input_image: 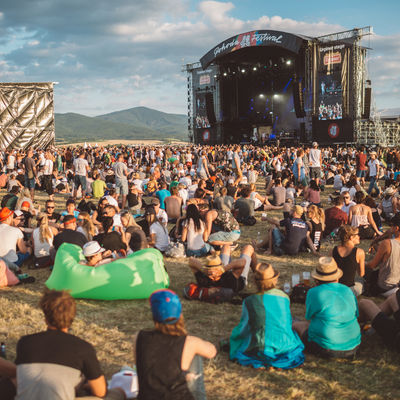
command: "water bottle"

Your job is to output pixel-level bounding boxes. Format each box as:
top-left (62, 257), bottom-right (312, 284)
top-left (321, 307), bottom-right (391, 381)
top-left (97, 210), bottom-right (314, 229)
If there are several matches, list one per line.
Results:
top-left (0, 342), bottom-right (6, 359)
top-left (257, 232), bottom-right (262, 244)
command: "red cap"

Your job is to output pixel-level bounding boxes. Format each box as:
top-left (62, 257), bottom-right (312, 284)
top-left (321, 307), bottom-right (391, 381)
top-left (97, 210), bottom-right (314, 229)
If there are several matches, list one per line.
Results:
top-left (0, 207), bottom-right (14, 222)
top-left (21, 201), bottom-right (31, 209)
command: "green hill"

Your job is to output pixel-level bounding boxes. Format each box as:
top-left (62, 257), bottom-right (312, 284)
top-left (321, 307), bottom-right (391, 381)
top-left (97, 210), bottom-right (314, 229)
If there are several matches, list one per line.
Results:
top-left (55, 107), bottom-right (187, 143)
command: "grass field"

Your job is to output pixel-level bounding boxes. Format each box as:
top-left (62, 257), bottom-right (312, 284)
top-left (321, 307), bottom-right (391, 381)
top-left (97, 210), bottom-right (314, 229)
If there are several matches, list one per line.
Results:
top-left (1, 181), bottom-right (399, 400)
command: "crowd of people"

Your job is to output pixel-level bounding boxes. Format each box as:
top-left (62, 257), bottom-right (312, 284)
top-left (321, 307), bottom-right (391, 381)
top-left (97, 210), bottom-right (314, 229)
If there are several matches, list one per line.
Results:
top-left (0, 141), bottom-right (400, 399)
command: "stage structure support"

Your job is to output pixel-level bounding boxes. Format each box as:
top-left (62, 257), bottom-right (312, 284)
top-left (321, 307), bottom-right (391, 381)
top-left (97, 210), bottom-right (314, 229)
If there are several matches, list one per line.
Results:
top-left (182, 62), bottom-right (201, 143)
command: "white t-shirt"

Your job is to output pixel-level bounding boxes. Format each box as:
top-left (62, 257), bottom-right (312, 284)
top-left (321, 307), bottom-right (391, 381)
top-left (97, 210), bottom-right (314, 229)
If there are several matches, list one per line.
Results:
top-left (0, 224), bottom-right (24, 263)
top-left (73, 158), bottom-right (89, 176)
top-left (157, 209), bottom-right (168, 225)
top-left (368, 159), bottom-right (379, 177)
top-left (105, 195), bottom-right (119, 208)
top-left (178, 189), bottom-right (188, 205)
top-left (43, 159), bottom-right (53, 176)
top-left (32, 227), bottom-right (53, 258)
top-left (150, 222), bottom-right (170, 252)
top-left (309, 148), bottom-right (321, 168)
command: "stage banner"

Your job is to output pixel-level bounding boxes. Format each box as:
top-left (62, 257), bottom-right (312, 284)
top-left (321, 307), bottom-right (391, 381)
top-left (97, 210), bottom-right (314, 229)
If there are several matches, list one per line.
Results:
top-left (312, 117), bottom-right (353, 144)
top-left (192, 66), bottom-right (217, 90)
top-left (194, 92), bottom-right (211, 130)
top-left (317, 42), bottom-right (350, 121)
top-left (200, 30), bottom-right (305, 68)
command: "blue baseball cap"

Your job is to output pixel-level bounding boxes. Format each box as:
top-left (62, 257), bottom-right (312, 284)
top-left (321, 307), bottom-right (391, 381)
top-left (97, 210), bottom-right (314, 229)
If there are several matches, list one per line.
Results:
top-left (150, 289), bottom-right (182, 324)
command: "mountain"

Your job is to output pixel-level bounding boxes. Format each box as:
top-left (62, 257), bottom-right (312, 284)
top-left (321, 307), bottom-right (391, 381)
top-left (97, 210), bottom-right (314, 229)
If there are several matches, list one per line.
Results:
top-left (55, 107), bottom-right (187, 143)
top-left (97, 106), bottom-right (187, 137)
top-left (379, 108), bottom-right (400, 118)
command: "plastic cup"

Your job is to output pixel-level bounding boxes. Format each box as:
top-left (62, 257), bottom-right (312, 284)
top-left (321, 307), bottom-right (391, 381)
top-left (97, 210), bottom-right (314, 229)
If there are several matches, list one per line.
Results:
top-left (303, 271), bottom-right (311, 286)
top-left (292, 273), bottom-right (300, 287)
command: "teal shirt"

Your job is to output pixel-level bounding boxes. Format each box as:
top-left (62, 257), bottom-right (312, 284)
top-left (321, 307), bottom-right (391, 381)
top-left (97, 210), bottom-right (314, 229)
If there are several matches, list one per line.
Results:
top-left (306, 283), bottom-right (361, 351)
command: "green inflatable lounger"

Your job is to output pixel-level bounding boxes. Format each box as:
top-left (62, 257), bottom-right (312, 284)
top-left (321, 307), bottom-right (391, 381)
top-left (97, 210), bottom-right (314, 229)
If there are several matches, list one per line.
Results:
top-left (46, 243), bottom-right (169, 300)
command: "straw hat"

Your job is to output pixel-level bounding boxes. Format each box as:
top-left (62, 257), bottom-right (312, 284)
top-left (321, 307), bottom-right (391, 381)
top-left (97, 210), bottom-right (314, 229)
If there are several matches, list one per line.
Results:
top-left (254, 263), bottom-right (279, 282)
top-left (312, 257), bottom-right (343, 281)
top-left (205, 255), bottom-right (223, 268)
top-left (384, 186), bottom-right (396, 196)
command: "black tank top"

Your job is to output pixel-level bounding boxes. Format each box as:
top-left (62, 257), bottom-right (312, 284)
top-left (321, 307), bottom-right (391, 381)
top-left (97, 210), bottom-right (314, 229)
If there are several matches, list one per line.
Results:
top-left (136, 330), bottom-right (194, 400)
top-left (332, 246), bottom-right (358, 287)
top-left (310, 220), bottom-right (322, 251)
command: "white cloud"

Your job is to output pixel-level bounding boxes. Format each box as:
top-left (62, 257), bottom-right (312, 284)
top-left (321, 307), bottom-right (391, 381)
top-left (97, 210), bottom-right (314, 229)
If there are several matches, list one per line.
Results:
top-left (0, 0), bottom-right (397, 114)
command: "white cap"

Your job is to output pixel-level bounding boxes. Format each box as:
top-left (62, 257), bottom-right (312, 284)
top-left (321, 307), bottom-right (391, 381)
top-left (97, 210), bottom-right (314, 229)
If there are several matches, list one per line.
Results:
top-left (312, 142), bottom-right (318, 147)
top-left (83, 241), bottom-right (105, 257)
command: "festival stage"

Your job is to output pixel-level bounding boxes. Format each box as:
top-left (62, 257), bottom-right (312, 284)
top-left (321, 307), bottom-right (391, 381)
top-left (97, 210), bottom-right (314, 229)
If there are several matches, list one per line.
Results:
top-left (184, 28), bottom-right (372, 145)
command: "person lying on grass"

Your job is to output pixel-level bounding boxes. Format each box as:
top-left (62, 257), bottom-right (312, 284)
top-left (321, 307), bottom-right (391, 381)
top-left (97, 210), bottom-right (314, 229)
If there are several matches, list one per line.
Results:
top-left (184, 245), bottom-right (256, 302)
top-left (229, 262), bottom-right (305, 370)
top-left (81, 240), bottom-right (113, 267)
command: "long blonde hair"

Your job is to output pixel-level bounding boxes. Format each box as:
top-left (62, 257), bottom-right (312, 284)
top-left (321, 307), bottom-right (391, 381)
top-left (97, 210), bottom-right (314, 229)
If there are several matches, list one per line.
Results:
top-left (16, 188), bottom-right (32, 210)
top-left (307, 205), bottom-right (325, 230)
top-left (37, 213), bottom-right (53, 243)
top-left (121, 211), bottom-right (141, 229)
top-left (79, 212), bottom-right (97, 240)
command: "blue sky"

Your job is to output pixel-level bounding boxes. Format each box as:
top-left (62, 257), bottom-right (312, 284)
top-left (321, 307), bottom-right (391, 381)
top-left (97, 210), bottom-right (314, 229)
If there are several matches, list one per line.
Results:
top-left (0, 0), bottom-right (399, 116)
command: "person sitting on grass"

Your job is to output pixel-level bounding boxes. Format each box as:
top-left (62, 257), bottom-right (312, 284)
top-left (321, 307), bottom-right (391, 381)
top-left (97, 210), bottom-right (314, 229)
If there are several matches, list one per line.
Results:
top-left (256, 205), bottom-right (317, 256)
top-left (332, 225), bottom-right (365, 297)
top-left (11, 289), bottom-right (126, 400)
top-left (229, 262), bottom-right (305, 370)
top-left (135, 289), bottom-right (217, 400)
top-left (185, 245), bottom-right (255, 302)
top-left (358, 290), bottom-right (400, 352)
top-left (293, 257), bottom-right (361, 359)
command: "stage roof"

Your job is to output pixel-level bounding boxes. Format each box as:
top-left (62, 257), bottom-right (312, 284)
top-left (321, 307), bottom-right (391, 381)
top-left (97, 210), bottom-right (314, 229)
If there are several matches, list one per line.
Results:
top-left (200, 30), bottom-right (311, 68)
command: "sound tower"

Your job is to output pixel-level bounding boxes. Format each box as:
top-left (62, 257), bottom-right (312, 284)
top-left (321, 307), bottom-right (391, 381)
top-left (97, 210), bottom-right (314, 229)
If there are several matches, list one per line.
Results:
top-left (293, 79), bottom-right (305, 118)
top-left (205, 92), bottom-right (216, 125)
top-left (362, 87), bottom-right (371, 119)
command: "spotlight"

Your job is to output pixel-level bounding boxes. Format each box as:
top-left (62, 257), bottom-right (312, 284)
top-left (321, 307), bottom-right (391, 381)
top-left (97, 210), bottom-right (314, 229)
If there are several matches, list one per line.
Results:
top-left (273, 94), bottom-right (279, 98)
top-left (286, 60), bottom-right (292, 65)
top-left (253, 67), bottom-right (257, 71)
top-left (259, 94), bottom-right (265, 98)
top-left (241, 69), bottom-right (246, 73)
top-left (223, 72), bottom-right (227, 76)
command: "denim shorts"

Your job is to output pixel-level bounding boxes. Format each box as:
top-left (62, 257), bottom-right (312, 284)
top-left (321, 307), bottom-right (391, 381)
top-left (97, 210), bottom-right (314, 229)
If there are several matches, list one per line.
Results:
top-left (74, 175), bottom-right (87, 191)
top-left (208, 230), bottom-right (240, 243)
top-left (186, 243), bottom-right (213, 257)
top-left (115, 178), bottom-right (129, 195)
top-left (24, 175), bottom-right (35, 189)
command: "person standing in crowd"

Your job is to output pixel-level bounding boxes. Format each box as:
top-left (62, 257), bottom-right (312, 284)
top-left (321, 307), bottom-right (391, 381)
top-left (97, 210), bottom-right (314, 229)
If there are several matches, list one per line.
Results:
top-left (309, 142), bottom-right (322, 185)
top-left (356, 146), bottom-right (368, 187)
top-left (367, 151), bottom-right (380, 195)
top-left (73, 152), bottom-right (90, 199)
top-left (113, 153), bottom-right (129, 210)
top-left (23, 148), bottom-right (38, 200)
top-left (42, 151), bottom-right (54, 201)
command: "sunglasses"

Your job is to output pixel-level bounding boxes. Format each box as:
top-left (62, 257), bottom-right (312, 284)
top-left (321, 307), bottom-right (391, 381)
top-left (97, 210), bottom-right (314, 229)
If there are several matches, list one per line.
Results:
top-left (47, 206), bottom-right (55, 209)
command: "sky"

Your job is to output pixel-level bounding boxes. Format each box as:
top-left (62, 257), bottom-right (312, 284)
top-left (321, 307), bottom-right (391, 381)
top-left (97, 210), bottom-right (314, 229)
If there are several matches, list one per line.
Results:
top-left (0, 0), bottom-right (399, 116)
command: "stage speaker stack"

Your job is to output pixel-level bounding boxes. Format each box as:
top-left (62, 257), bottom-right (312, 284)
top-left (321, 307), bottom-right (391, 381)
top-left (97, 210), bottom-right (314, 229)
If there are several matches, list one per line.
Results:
top-left (205, 92), bottom-right (216, 125)
top-left (299, 122), bottom-right (306, 142)
top-left (362, 87), bottom-right (371, 120)
top-left (293, 79), bottom-right (306, 118)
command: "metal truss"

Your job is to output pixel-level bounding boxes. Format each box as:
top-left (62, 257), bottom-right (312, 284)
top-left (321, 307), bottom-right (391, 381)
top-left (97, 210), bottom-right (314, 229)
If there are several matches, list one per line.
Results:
top-left (317, 27), bottom-right (373, 43)
top-left (182, 63), bottom-right (199, 143)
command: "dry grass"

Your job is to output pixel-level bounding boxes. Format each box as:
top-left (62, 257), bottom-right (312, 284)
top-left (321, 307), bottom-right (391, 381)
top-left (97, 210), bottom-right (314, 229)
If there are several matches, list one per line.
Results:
top-left (1, 181), bottom-right (399, 400)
